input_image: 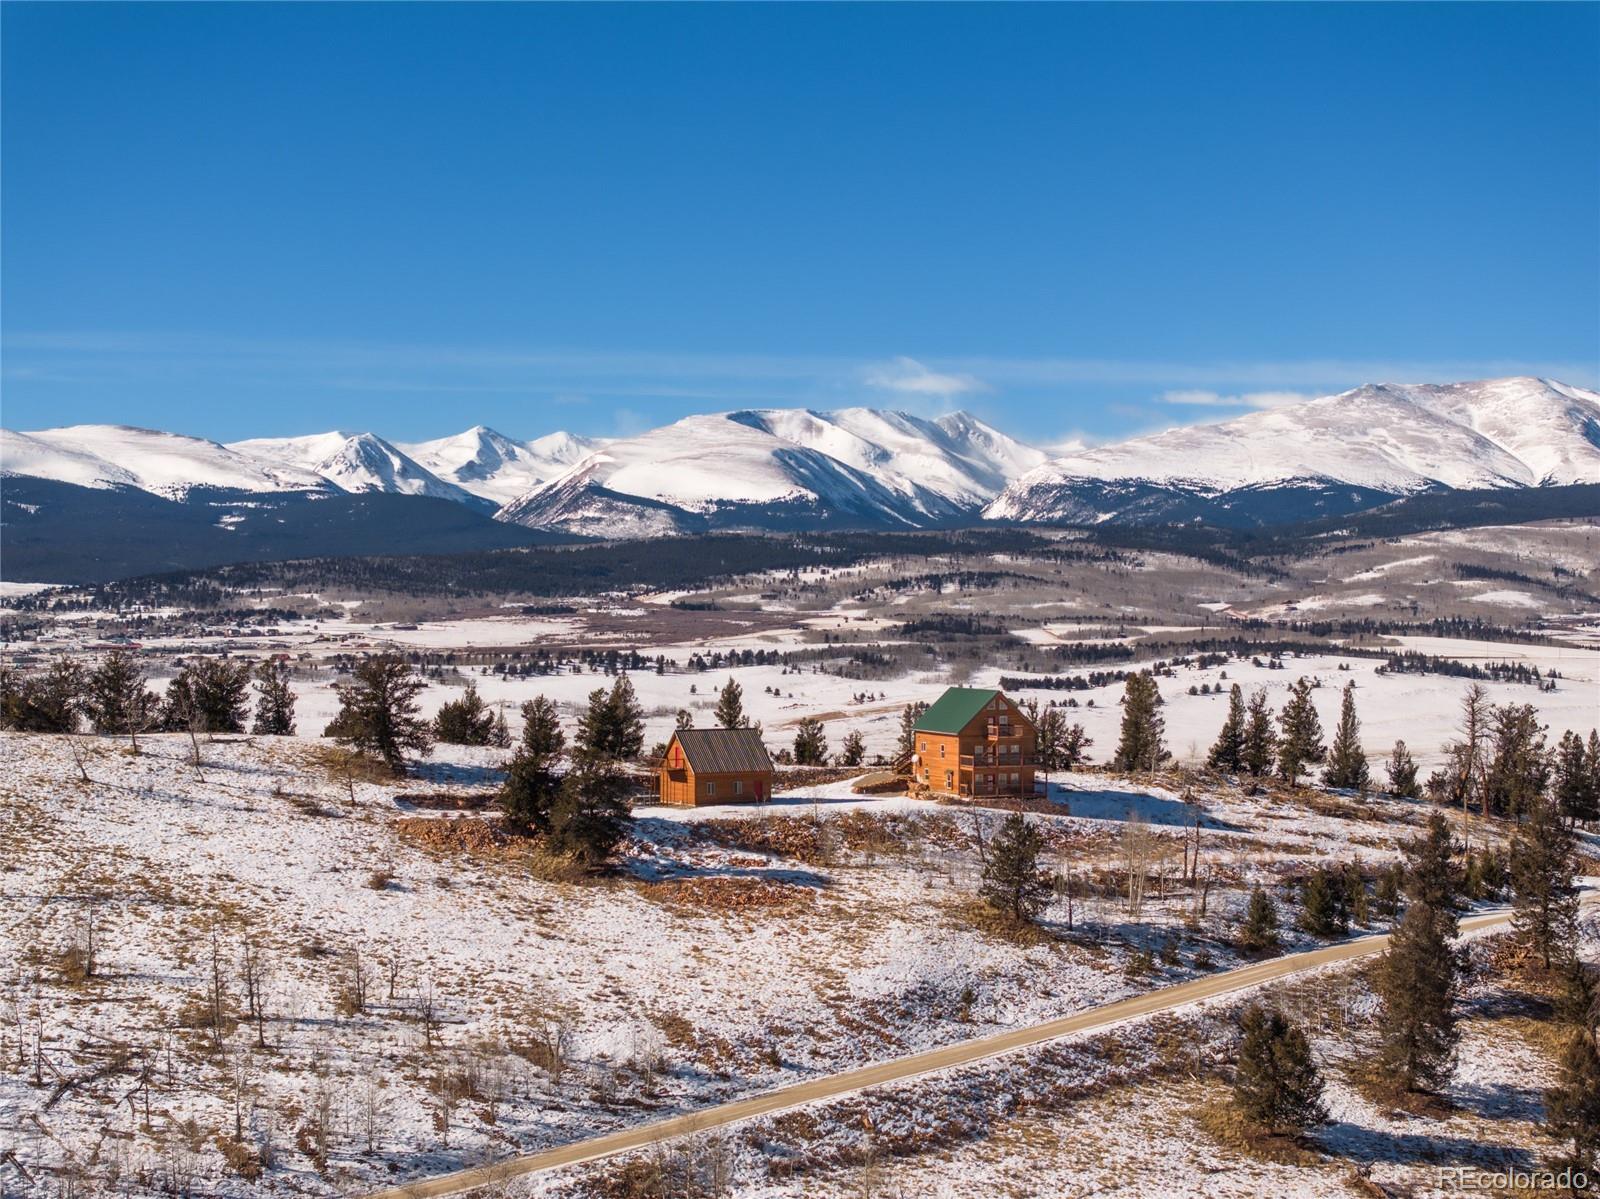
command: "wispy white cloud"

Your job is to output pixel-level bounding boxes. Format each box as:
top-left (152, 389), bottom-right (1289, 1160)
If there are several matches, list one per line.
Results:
top-left (1158, 388), bottom-right (1313, 409)
top-left (862, 356), bottom-right (990, 399)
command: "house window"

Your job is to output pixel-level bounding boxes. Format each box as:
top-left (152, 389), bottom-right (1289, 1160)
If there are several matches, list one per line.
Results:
top-left (734, 780), bottom-right (744, 796)
top-left (938, 743), bottom-right (945, 758)
top-left (919, 740), bottom-right (926, 752)
top-left (706, 781), bottom-right (717, 799)
top-left (945, 770), bottom-right (953, 788)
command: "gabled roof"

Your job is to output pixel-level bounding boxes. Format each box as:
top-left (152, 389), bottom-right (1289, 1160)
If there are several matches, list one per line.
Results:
top-left (666, 727), bottom-right (774, 774)
top-left (914, 687), bottom-right (1004, 735)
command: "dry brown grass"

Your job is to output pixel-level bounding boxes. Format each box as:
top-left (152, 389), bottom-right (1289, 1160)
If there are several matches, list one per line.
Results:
top-left (1191, 1098), bottom-right (1324, 1167)
top-left (643, 876), bottom-right (818, 913)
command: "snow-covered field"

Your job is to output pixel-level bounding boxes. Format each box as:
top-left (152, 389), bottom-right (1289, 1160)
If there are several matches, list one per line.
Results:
top-left (2, 720), bottom-right (1594, 1199)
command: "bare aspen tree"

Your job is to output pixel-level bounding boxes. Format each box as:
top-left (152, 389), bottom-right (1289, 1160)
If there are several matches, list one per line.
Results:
top-left (1122, 812), bottom-right (1152, 920)
top-left (66, 734), bottom-right (92, 784)
top-left (239, 938), bottom-right (269, 1048)
top-left (206, 927), bottom-right (229, 1051)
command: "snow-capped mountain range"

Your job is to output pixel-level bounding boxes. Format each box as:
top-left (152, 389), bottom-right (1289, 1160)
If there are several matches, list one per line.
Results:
top-left (984, 377), bottom-right (1600, 525)
top-left (3, 378), bottom-right (1596, 541)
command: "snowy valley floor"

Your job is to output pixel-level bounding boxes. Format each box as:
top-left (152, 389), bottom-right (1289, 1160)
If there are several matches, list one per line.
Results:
top-left (2, 732), bottom-right (1596, 1198)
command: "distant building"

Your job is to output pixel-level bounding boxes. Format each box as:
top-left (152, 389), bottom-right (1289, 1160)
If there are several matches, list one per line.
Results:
top-left (657, 727), bottom-right (775, 807)
top-left (912, 687), bottom-right (1038, 798)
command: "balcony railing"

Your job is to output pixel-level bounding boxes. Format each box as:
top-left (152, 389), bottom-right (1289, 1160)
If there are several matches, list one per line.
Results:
top-left (959, 755), bottom-right (1038, 768)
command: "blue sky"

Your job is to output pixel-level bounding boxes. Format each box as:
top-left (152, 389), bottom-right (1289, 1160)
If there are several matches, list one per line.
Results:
top-left (4, 2), bottom-right (1597, 447)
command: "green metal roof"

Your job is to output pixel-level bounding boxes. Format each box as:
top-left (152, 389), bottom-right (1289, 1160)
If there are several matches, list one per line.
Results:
top-left (913, 687), bottom-right (1001, 735)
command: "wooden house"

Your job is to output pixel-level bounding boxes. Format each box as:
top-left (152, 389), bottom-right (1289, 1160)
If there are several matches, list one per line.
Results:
top-left (657, 727), bottom-right (775, 807)
top-left (911, 687), bottom-right (1038, 798)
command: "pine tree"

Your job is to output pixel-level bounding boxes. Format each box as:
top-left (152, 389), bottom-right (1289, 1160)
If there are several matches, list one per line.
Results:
top-left (1553, 729), bottom-right (1599, 827)
top-left (1322, 681), bottom-right (1369, 792)
top-left (1275, 678), bottom-right (1325, 786)
top-left (500, 696), bottom-right (566, 835)
top-left (838, 729), bottom-right (865, 767)
top-left (251, 659), bottom-right (297, 736)
top-left (1508, 796), bottom-right (1579, 971)
top-left (1482, 703), bottom-right (1550, 821)
top-left (489, 709), bottom-right (511, 749)
top-left (793, 716), bottom-right (828, 766)
top-left (1401, 811), bottom-right (1461, 928)
top-left (574, 676), bottom-right (646, 765)
top-left (1112, 671), bottom-right (1168, 773)
top-left (324, 655), bottom-right (433, 774)
top-left (1373, 862), bottom-right (1403, 926)
top-left (714, 677), bottom-right (747, 729)
top-left (1237, 885), bottom-right (1281, 955)
top-left (1544, 1028), bottom-right (1600, 1180)
top-left (1232, 1005), bottom-right (1327, 1133)
top-left (979, 812), bottom-right (1053, 925)
top-left (433, 683), bottom-right (497, 745)
top-left (85, 649), bottom-right (157, 748)
top-left (896, 701), bottom-right (927, 758)
top-left (1553, 957), bottom-right (1597, 1031)
top-left (549, 756), bottom-right (632, 868)
top-left (1386, 740), bottom-right (1420, 798)
top-left (1241, 689), bottom-right (1277, 779)
top-left (674, 708), bottom-right (694, 731)
top-left (1376, 901), bottom-right (1460, 1092)
top-left (164, 658), bottom-right (252, 734)
top-left (1207, 684), bottom-right (1246, 773)
top-left (1298, 867), bottom-right (1349, 938)
top-left (0, 659), bottom-right (85, 733)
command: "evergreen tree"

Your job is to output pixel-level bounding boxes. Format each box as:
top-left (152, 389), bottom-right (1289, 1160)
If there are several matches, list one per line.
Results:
top-left (500, 696), bottom-right (565, 835)
top-left (1275, 677), bottom-right (1325, 786)
top-left (1552, 957), bottom-right (1597, 1032)
top-left (674, 708), bottom-right (695, 731)
top-left (1112, 671), bottom-right (1168, 773)
top-left (1508, 796), bottom-right (1579, 970)
top-left (714, 677), bottom-right (747, 729)
top-left (434, 683), bottom-right (497, 745)
top-left (896, 701), bottom-right (927, 758)
top-left (1373, 862), bottom-right (1403, 926)
top-left (1207, 684), bottom-right (1247, 773)
top-left (1401, 811), bottom-right (1462, 927)
top-left (1386, 740), bottom-right (1420, 799)
top-left (1035, 706), bottom-right (1066, 777)
top-left (324, 655), bottom-right (432, 774)
top-left (1322, 681), bottom-right (1369, 792)
top-left (0, 659), bottom-right (85, 733)
top-left (164, 658), bottom-right (252, 734)
top-left (1237, 885), bottom-right (1281, 955)
top-left (85, 650), bottom-right (157, 747)
top-left (793, 715), bottom-right (829, 766)
top-left (979, 812), bottom-right (1053, 925)
top-left (1376, 901), bottom-right (1461, 1092)
top-left (488, 709), bottom-right (511, 749)
top-left (1232, 1005), bottom-right (1327, 1133)
top-left (575, 676), bottom-right (646, 764)
top-left (1544, 1027), bottom-right (1600, 1181)
top-left (838, 729), bottom-right (865, 767)
top-left (251, 659), bottom-right (297, 736)
top-left (549, 756), bottom-right (632, 868)
top-left (1298, 867), bottom-right (1349, 938)
top-left (1482, 703), bottom-right (1550, 821)
top-left (1553, 729), bottom-right (1598, 827)
top-left (1241, 689), bottom-right (1277, 779)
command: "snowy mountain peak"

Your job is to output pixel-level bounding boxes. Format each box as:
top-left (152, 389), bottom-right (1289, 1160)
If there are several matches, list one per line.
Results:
top-left (1, 423), bottom-right (334, 497)
top-left (495, 405), bottom-right (1047, 535)
top-left (985, 376), bottom-right (1600, 524)
top-left (399, 426), bottom-right (602, 505)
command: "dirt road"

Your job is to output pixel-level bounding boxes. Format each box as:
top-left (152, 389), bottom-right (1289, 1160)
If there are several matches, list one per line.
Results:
top-left (363, 904), bottom-right (1540, 1199)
